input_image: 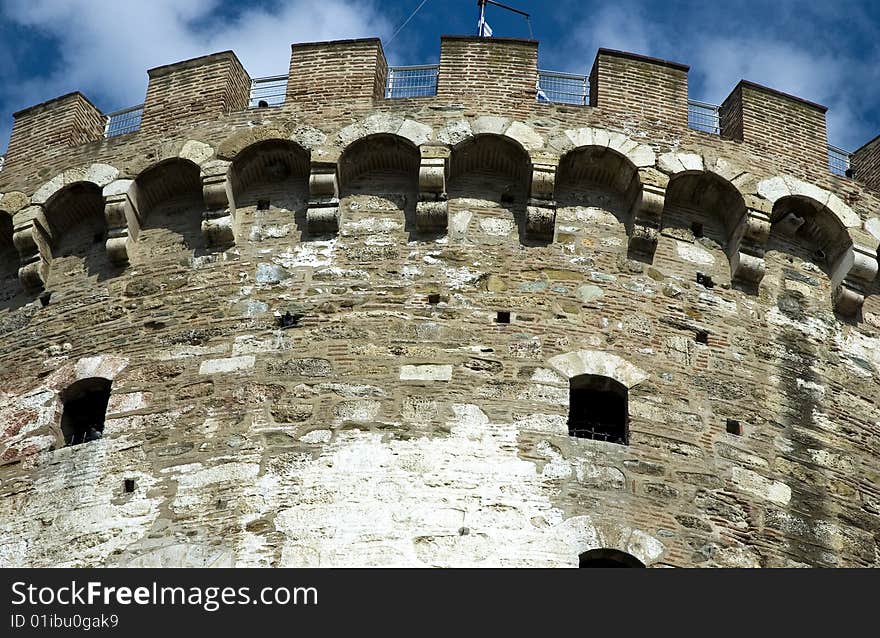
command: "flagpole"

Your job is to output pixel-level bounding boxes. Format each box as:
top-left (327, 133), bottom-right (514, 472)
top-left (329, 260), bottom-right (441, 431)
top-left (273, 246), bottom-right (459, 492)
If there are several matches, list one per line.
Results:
top-left (478, 0), bottom-right (487, 36)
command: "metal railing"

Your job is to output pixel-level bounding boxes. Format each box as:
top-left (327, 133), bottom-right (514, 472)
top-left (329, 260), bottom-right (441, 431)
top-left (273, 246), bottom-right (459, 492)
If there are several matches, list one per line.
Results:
top-left (568, 420), bottom-right (627, 445)
top-left (828, 145), bottom-right (851, 177)
top-left (537, 70), bottom-right (589, 106)
top-left (0, 155), bottom-right (4, 173)
top-left (250, 75), bottom-right (288, 108)
top-left (687, 100), bottom-right (720, 135)
top-left (385, 65), bottom-right (439, 99)
top-left (687, 99), bottom-right (852, 177)
top-left (104, 104), bottom-right (144, 138)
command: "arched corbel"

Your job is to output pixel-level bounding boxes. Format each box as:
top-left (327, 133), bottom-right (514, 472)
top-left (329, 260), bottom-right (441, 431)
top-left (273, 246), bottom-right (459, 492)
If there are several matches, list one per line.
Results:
top-left (201, 160), bottom-right (234, 248)
top-left (526, 157), bottom-right (558, 242)
top-left (628, 168), bottom-right (667, 258)
top-left (12, 206), bottom-right (47, 291)
top-left (306, 159), bottom-right (340, 235)
top-left (831, 241), bottom-right (878, 317)
top-left (728, 196), bottom-right (772, 286)
top-left (416, 144), bottom-right (449, 233)
top-left (103, 180), bottom-right (134, 266)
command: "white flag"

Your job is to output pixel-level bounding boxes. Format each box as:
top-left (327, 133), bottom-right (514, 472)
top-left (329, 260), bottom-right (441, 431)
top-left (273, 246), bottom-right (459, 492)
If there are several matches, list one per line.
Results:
top-left (478, 16), bottom-right (493, 37)
top-left (537, 86), bottom-right (550, 102)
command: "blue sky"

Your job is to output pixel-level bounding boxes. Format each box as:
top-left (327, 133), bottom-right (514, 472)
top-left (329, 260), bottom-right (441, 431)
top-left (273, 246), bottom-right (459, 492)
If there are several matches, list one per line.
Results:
top-left (1, 0), bottom-right (879, 155)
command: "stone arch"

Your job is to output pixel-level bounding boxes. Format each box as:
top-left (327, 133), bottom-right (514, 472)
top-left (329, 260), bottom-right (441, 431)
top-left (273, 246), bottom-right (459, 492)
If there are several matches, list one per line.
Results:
top-left (763, 193), bottom-right (853, 317)
top-left (757, 175), bottom-right (861, 230)
top-left (48, 354), bottom-right (129, 392)
top-left (656, 170), bottom-right (747, 285)
top-left (437, 117), bottom-right (544, 152)
top-left (336, 115), bottom-right (433, 150)
top-left (447, 134), bottom-right (534, 244)
top-left (339, 134), bottom-right (420, 190)
top-left (449, 134), bottom-right (532, 196)
top-left (227, 139), bottom-right (311, 245)
top-left (43, 354), bottom-right (128, 450)
top-left (556, 514), bottom-right (665, 567)
top-left (550, 127), bottom-right (655, 169)
top-left (547, 349), bottom-right (648, 389)
top-left (557, 146), bottom-right (641, 200)
top-left (131, 158), bottom-right (206, 258)
top-left (230, 139), bottom-right (311, 201)
top-left (755, 174), bottom-right (880, 316)
top-left (217, 124), bottom-right (326, 161)
top-left (41, 181), bottom-right (115, 284)
top-left (338, 134), bottom-right (421, 237)
top-left (30, 163), bottom-right (119, 207)
top-left (555, 145), bottom-right (641, 248)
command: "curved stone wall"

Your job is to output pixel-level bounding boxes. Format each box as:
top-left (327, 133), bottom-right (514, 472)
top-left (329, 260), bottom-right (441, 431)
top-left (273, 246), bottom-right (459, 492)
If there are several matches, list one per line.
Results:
top-left (0, 38), bottom-right (879, 567)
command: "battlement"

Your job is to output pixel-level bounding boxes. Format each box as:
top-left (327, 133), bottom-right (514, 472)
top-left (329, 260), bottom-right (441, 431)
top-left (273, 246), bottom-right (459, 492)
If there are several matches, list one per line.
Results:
top-left (1, 36), bottom-right (876, 188)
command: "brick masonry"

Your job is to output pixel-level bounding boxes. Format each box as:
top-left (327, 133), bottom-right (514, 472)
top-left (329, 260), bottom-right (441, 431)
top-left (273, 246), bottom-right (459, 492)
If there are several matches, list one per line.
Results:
top-left (141, 51), bottom-right (252, 136)
top-left (721, 81), bottom-right (829, 182)
top-left (853, 134), bottom-right (880, 192)
top-left (0, 37), bottom-right (879, 568)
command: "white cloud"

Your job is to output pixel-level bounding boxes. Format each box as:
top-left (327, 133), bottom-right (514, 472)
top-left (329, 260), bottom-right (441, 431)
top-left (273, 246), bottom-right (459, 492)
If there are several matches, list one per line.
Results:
top-left (0, 0), bottom-right (393, 150)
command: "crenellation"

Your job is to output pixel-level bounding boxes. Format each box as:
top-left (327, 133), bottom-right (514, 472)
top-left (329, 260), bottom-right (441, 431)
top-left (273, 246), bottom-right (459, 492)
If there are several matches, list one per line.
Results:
top-left (1, 36), bottom-right (880, 569)
top-left (722, 81), bottom-right (830, 183)
top-left (852, 134), bottom-right (880, 191)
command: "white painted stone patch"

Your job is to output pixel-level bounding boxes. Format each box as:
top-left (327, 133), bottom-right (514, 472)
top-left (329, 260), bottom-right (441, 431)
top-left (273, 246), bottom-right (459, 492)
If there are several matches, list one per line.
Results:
top-left (199, 356), bottom-right (256, 375)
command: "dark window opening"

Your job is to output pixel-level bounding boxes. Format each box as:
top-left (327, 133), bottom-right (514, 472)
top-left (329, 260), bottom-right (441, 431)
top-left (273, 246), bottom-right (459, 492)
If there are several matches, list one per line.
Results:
top-left (257, 100), bottom-right (269, 109)
top-left (726, 419), bottom-right (742, 436)
top-left (257, 199), bottom-right (271, 211)
top-left (61, 378), bottom-right (112, 447)
top-left (278, 311), bottom-right (302, 329)
top-left (496, 311), bottom-right (511, 324)
top-left (39, 291), bottom-right (52, 307)
top-left (691, 221), bottom-right (704, 238)
top-left (695, 330), bottom-right (709, 345)
top-left (124, 478), bottom-right (136, 493)
top-left (579, 548), bottom-right (645, 568)
top-left (428, 293), bottom-right (441, 305)
top-left (696, 272), bottom-right (714, 289)
top-left (568, 375), bottom-right (628, 445)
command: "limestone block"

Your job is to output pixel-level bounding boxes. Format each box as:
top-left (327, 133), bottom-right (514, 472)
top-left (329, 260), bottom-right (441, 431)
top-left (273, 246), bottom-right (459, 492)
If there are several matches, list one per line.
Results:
top-left (400, 364), bottom-right (453, 382)
top-left (307, 203), bottom-right (340, 235)
top-left (180, 140), bottom-right (214, 165)
top-left (525, 204), bottom-right (556, 242)
top-left (201, 211), bottom-right (235, 248)
top-left (199, 356), bottom-right (256, 375)
top-left (419, 157), bottom-right (447, 195)
top-left (415, 200), bottom-right (448, 233)
top-left (628, 183), bottom-right (666, 257)
top-left (505, 121), bottom-right (544, 151)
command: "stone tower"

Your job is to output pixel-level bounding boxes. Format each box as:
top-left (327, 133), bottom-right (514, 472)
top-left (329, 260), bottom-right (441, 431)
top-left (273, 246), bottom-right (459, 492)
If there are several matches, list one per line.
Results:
top-left (1, 37), bottom-right (879, 568)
